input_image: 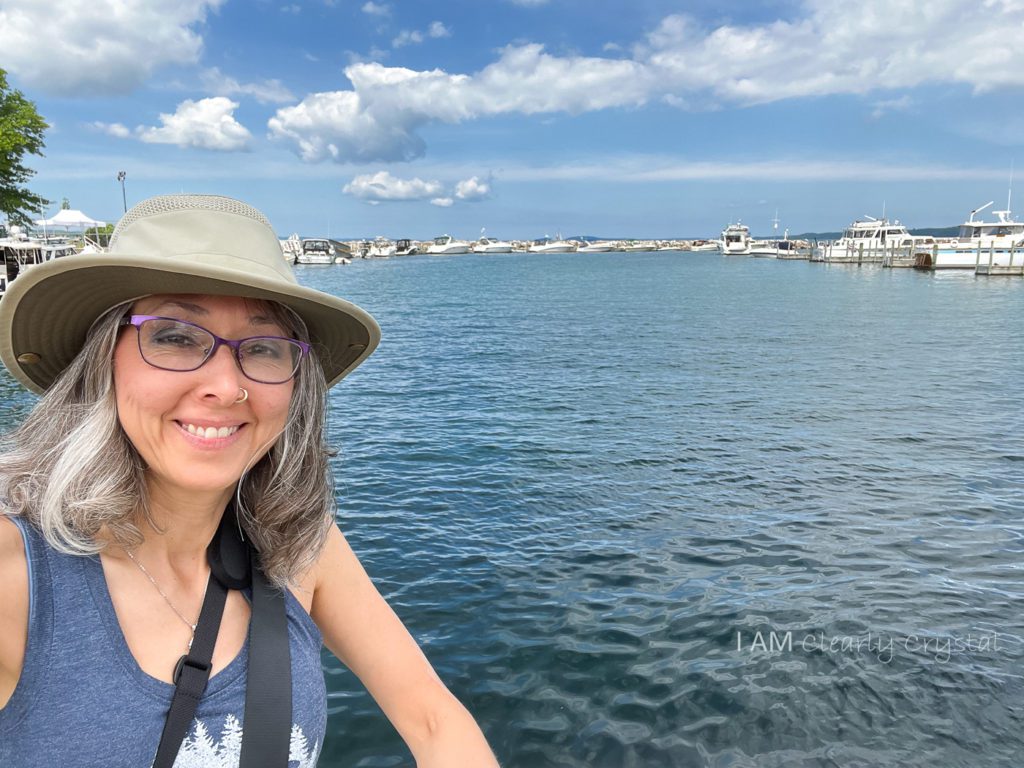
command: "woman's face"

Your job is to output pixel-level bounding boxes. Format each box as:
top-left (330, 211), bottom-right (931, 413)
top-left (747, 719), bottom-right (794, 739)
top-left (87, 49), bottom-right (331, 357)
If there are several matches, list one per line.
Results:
top-left (113, 294), bottom-right (295, 503)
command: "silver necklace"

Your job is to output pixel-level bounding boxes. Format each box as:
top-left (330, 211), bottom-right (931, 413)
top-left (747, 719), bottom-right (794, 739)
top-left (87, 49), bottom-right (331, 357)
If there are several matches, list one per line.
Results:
top-left (125, 549), bottom-right (209, 651)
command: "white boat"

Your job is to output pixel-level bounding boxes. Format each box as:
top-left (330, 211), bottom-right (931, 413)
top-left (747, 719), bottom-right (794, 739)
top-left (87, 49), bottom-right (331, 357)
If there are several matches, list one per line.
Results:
top-left (395, 238), bottom-right (418, 256)
top-left (368, 236), bottom-right (397, 258)
top-left (528, 237), bottom-right (577, 253)
top-left (472, 236), bottom-right (514, 253)
top-left (426, 234), bottom-right (471, 254)
top-left (279, 233), bottom-right (302, 264)
top-left (719, 223), bottom-right (752, 255)
top-left (576, 240), bottom-right (617, 253)
top-left (921, 201), bottom-right (1024, 269)
top-left (815, 216), bottom-right (928, 263)
top-left (689, 239), bottom-right (720, 252)
top-left (0, 227), bottom-right (79, 295)
top-left (620, 240), bottom-right (656, 252)
top-left (296, 238), bottom-right (335, 264)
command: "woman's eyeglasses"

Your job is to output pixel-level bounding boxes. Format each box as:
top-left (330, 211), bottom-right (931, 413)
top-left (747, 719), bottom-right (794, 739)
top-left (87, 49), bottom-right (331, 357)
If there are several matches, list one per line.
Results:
top-left (119, 315), bottom-right (310, 384)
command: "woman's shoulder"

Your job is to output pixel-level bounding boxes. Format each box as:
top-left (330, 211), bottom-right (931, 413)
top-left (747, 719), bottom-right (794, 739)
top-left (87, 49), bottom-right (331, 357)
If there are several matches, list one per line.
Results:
top-left (0, 514), bottom-right (30, 708)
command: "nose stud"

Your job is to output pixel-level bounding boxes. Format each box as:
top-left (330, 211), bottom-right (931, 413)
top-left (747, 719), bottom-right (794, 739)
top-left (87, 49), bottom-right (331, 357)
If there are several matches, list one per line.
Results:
top-left (235, 387), bottom-right (248, 404)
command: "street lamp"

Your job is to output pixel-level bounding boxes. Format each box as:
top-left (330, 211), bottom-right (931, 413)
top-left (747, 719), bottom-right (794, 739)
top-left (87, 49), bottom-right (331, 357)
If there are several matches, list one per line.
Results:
top-left (117, 171), bottom-right (127, 213)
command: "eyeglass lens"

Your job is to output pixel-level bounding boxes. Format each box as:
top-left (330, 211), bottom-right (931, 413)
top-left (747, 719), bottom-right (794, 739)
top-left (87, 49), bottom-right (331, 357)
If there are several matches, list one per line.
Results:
top-left (137, 318), bottom-right (302, 384)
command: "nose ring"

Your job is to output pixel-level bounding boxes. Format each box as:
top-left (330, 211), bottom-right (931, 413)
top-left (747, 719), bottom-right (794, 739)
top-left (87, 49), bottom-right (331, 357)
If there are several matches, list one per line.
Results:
top-left (235, 387), bottom-right (249, 404)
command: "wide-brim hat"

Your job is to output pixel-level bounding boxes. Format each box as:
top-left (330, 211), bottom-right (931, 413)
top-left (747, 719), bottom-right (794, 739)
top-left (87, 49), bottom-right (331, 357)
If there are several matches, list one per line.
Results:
top-left (0, 194), bottom-right (380, 394)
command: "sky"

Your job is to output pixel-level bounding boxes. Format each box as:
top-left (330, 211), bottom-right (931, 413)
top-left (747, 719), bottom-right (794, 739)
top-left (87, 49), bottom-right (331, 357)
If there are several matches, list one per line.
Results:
top-left (2, 0), bottom-right (1024, 239)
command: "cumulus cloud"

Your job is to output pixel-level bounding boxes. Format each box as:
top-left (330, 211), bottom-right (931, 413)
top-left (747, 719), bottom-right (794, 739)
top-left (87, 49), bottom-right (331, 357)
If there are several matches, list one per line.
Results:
top-left (362, 1), bottom-right (390, 16)
top-left (343, 171), bottom-right (445, 202)
top-left (90, 121), bottom-right (132, 139)
top-left (138, 98), bottom-right (252, 151)
top-left (455, 176), bottom-right (491, 201)
top-left (393, 20), bottom-right (451, 47)
top-left (0, 0), bottom-right (224, 96)
top-left (270, 1), bottom-right (1024, 164)
top-left (430, 197), bottom-right (454, 207)
top-left (200, 68), bottom-right (295, 104)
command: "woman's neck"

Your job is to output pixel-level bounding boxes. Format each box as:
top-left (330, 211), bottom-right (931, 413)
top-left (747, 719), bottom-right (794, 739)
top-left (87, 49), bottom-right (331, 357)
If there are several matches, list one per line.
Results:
top-left (134, 480), bottom-right (236, 573)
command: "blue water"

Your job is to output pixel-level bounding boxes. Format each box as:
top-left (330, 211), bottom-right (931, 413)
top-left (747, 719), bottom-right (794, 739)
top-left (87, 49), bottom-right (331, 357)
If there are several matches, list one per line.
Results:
top-left (4, 253), bottom-right (1023, 766)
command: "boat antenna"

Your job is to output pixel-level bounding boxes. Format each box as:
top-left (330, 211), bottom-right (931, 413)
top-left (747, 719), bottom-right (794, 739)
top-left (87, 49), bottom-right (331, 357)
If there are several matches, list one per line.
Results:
top-left (771, 209), bottom-right (779, 234)
top-left (1008, 159), bottom-right (1014, 215)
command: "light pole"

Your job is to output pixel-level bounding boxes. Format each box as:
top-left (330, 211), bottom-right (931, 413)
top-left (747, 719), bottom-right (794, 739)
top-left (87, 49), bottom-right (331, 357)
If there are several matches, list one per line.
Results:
top-left (117, 171), bottom-right (127, 213)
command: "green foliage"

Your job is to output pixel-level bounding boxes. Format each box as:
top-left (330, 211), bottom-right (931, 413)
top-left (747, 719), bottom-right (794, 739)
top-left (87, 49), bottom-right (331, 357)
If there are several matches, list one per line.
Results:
top-left (0, 69), bottom-right (49, 227)
top-left (60, 197), bottom-right (70, 210)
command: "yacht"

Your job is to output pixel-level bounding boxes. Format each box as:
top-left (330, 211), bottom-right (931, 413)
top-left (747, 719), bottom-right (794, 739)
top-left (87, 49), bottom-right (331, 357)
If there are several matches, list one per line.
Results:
top-left (0, 227), bottom-right (78, 295)
top-left (920, 201), bottom-right (1024, 269)
top-left (528, 237), bottom-right (577, 253)
top-left (426, 234), bottom-right (471, 254)
top-left (368, 237), bottom-right (397, 258)
top-left (296, 238), bottom-right (335, 264)
top-left (472, 236), bottom-right (514, 253)
top-left (816, 217), bottom-right (926, 263)
top-left (719, 223), bottom-right (752, 255)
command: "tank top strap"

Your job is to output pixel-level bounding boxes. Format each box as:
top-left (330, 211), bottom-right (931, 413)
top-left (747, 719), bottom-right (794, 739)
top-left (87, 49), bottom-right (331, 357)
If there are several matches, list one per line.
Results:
top-left (0, 515), bottom-right (55, 733)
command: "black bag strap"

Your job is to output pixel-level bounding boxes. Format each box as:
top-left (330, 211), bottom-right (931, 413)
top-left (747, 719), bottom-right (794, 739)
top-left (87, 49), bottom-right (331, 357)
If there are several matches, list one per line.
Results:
top-left (152, 506), bottom-right (292, 768)
top-left (151, 572), bottom-right (228, 768)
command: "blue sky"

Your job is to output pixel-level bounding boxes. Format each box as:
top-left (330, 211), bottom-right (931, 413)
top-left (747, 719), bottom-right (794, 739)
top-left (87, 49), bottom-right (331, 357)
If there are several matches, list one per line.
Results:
top-left (3, 0), bottom-right (1023, 239)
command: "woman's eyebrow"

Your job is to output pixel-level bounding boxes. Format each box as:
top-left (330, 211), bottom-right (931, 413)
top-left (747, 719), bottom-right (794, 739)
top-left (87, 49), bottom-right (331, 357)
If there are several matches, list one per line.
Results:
top-left (149, 300), bottom-right (208, 316)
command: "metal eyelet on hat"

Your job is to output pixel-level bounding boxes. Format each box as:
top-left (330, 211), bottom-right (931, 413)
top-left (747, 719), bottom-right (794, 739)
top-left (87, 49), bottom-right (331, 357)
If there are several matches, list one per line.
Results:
top-left (16, 352), bottom-right (41, 365)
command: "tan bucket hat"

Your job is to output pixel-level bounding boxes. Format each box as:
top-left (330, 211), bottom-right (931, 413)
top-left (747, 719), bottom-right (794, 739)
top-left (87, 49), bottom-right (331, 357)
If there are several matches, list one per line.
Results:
top-left (0, 194), bottom-right (380, 394)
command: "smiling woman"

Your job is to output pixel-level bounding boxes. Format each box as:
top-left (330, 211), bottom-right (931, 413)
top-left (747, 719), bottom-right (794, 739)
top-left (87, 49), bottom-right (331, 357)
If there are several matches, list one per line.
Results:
top-left (0, 195), bottom-right (499, 768)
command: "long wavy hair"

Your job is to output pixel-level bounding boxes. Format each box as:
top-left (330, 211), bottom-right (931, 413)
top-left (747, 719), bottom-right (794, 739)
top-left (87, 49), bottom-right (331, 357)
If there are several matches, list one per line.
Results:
top-left (0, 297), bottom-right (334, 587)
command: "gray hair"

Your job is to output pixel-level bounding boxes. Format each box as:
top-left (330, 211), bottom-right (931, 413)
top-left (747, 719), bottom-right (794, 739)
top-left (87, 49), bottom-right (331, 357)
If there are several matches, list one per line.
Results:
top-left (0, 298), bottom-right (334, 587)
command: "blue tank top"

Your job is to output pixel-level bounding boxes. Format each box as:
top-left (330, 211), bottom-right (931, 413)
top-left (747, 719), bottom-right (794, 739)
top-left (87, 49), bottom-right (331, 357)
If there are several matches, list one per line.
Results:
top-left (0, 516), bottom-right (327, 767)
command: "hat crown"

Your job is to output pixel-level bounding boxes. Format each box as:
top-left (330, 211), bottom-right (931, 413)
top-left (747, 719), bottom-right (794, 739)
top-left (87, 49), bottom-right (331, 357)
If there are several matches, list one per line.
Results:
top-left (109, 194), bottom-right (296, 284)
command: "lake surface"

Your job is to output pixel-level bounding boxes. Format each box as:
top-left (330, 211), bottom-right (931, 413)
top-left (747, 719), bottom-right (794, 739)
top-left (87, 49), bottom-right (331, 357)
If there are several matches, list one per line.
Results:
top-left (4, 252), bottom-right (1023, 766)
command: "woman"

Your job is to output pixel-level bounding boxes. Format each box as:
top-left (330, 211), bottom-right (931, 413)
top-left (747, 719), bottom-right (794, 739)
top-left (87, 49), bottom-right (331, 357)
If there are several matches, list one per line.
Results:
top-left (0, 195), bottom-right (498, 767)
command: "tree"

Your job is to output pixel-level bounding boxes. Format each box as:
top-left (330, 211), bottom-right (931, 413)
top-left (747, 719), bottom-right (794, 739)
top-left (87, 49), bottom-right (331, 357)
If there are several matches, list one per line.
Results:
top-left (0, 68), bottom-right (49, 227)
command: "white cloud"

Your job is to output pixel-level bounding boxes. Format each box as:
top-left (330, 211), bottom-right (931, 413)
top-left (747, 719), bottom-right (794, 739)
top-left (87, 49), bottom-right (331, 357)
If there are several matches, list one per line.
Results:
top-left (281, 4), bottom-right (301, 13)
top-left (392, 29), bottom-right (424, 48)
top-left (138, 98), bottom-right (252, 151)
top-left (362, 1), bottom-right (390, 16)
top-left (428, 21), bottom-right (451, 38)
top-left (90, 122), bottom-right (132, 139)
top-left (343, 171), bottom-right (444, 201)
top-left (201, 68), bottom-right (295, 104)
top-left (508, 0), bottom-right (549, 5)
top-left (870, 96), bottom-right (913, 120)
top-left (455, 176), bottom-right (491, 200)
top-left (271, 1), bottom-right (1024, 164)
top-left (393, 20), bottom-right (451, 47)
top-left (0, 0), bottom-right (224, 96)
top-left (430, 197), bottom-right (454, 207)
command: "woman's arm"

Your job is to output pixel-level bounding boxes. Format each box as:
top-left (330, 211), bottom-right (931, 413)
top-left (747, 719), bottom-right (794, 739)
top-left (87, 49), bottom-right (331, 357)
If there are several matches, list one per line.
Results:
top-left (309, 524), bottom-right (499, 766)
top-left (0, 516), bottom-right (29, 708)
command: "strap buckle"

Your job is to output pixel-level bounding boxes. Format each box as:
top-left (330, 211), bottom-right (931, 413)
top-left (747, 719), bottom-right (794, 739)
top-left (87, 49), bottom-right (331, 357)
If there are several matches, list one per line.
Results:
top-left (173, 654), bottom-right (212, 686)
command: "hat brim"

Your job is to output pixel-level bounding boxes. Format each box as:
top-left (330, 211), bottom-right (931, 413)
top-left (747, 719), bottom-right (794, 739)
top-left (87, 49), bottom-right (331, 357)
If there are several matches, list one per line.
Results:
top-left (0, 253), bottom-right (380, 394)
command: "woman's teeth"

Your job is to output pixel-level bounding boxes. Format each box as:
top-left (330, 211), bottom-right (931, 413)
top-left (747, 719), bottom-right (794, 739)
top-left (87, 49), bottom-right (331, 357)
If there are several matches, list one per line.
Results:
top-left (183, 423), bottom-right (239, 439)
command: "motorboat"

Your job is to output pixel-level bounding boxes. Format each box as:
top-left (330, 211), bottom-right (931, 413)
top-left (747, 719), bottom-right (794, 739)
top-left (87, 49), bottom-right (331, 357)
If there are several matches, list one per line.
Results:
top-left (528, 236), bottom-right (577, 253)
top-left (395, 238), bottom-right (418, 256)
top-left (620, 240), bottom-right (656, 252)
top-left (719, 223), bottom-right (752, 255)
top-left (816, 216), bottom-right (927, 263)
top-left (918, 201), bottom-right (1024, 269)
top-left (689, 239), bottom-right (720, 252)
top-left (426, 234), bottom-right (471, 255)
top-left (576, 240), bottom-right (617, 253)
top-left (279, 233), bottom-right (302, 264)
top-left (368, 236), bottom-right (397, 257)
top-left (296, 238), bottom-right (335, 264)
top-left (0, 227), bottom-right (78, 295)
top-left (472, 236), bottom-right (514, 253)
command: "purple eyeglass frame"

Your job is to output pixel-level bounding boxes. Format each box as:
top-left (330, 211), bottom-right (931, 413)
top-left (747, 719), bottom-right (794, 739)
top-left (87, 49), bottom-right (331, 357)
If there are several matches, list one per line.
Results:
top-left (118, 314), bottom-right (311, 384)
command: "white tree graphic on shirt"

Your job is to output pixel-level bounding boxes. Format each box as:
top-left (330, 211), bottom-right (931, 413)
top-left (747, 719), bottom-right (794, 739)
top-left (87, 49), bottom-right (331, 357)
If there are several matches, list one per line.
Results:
top-left (167, 715), bottom-right (319, 768)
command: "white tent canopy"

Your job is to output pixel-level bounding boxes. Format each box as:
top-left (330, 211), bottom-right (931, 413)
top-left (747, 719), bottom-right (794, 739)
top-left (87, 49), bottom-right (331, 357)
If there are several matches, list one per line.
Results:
top-left (34, 208), bottom-right (107, 230)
